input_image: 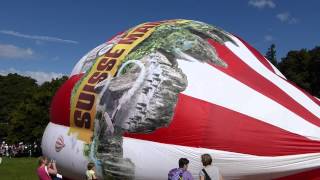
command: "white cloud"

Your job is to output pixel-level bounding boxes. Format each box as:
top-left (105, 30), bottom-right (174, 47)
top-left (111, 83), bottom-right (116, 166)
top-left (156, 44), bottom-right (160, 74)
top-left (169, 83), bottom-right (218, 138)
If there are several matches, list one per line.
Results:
top-left (0, 30), bottom-right (78, 44)
top-left (0, 43), bottom-right (34, 59)
top-left (276, 12), bottom-right (299, 24)
top-left (276, 12), bottom-right (290, 22)
top-left (0, 68), bottom-right (66, 84)
top-left (264, 35), bottom-right (274, 42)
top-left (248, 0), bottom-right (275, 9)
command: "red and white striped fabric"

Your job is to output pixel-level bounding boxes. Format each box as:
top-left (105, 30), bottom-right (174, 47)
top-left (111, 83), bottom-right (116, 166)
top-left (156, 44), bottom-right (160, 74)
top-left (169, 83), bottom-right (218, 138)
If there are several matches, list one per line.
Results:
top-left (44, 26), bottom-right (320, 180)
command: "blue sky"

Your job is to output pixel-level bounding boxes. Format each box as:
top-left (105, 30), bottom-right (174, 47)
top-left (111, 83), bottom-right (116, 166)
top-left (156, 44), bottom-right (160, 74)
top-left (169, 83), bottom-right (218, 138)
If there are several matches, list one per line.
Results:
top-left (0, 0), bottom-right (319, 83)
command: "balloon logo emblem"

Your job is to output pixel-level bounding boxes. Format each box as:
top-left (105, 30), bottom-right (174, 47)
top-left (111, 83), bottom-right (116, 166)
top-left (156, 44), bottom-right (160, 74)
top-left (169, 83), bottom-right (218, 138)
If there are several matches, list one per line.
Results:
top-left (55, 135), bottom-right (65, 152)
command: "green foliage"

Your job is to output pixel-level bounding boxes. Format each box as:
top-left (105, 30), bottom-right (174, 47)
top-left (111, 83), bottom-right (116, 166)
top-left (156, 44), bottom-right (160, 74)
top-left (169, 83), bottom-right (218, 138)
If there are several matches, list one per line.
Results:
top-left (0, 74), bottom-right (37, 142)
top-left (0, 74), bottom-right (67, 144)
top-left (278, 46), bottom-right (320, 98)
top-left (0, 157), bottom-right (38, 180)
top-left (265, 44), bottom-right (278, 67)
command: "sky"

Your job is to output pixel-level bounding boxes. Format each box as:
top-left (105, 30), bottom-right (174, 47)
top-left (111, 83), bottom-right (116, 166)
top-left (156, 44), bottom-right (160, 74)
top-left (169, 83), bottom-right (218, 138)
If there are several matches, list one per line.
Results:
top-left (0, 0), bottom-right (319, 84)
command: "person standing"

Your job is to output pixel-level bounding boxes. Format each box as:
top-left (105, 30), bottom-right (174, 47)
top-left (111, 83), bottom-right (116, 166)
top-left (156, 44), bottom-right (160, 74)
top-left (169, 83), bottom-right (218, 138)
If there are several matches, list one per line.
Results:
top-left (36, 156), bottom-right (57, 180)
top-left (168, 158), bottom-right (193, 180)
top-left (199, 154), bottom-right (223, 180)
top-left (86, 162), bottom-right (98, 180)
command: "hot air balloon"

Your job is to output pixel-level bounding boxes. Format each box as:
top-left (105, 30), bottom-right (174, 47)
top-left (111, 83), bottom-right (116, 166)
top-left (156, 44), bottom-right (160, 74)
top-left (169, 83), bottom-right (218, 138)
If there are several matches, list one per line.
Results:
top-left (41, 19), bottom-right (320, 180)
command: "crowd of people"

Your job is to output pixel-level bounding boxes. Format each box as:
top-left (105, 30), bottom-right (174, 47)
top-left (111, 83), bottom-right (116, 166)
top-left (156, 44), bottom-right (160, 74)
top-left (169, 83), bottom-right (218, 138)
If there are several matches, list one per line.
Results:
top-left (1, 149), bottom-right (222, 180)
top-left (0, 141), bottom-right (41, 158)
top-left (36, 153), bottom-right (222, 180)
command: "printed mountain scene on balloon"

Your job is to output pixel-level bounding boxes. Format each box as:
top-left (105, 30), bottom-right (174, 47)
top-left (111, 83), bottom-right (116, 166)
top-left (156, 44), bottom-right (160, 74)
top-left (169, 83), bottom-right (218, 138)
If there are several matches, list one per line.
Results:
top-left (94, 20), bottom-right (237, 133)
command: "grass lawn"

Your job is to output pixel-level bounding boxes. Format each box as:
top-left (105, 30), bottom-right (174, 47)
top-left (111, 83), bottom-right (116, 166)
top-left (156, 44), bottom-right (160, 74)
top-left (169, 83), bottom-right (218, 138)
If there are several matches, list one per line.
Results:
top-left (0, 157), bottom-right (38, 180)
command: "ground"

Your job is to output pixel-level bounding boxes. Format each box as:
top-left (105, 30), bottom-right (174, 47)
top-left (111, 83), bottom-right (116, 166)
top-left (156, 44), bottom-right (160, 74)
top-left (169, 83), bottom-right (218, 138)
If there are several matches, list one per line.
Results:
top-left (0, 157), bottom-right (38, 180)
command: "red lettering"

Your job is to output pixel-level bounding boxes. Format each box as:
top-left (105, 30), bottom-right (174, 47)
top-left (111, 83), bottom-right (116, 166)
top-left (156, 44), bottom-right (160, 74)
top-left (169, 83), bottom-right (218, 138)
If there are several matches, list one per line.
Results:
top-left (88, 72), bottom-right (108, 84)
top-left (134, 25), bottom-right (155, 33)
top-left (118, 33), bottom-right (144, 44)
top-left (83, 84), bottom-right (95, 93)
top-left (97, 58), bottom-right (117, 71)
top-left (105, 48), bottom-right (125, 58)
top-left (76, 93), bottom-right (95, 111)
top-left (74, 110), bottom-right (91, 129)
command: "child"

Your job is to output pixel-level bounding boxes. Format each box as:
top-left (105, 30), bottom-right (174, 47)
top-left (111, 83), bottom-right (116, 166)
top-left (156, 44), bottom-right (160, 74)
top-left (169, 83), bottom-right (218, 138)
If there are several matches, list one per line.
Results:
top-left (86, 162), bottom-right (97, 180)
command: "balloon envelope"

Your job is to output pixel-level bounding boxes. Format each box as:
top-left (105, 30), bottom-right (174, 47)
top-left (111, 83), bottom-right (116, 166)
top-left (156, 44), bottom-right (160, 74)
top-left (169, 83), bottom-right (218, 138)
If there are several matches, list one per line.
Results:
top-left (42, 20), bottom-right (320, 180)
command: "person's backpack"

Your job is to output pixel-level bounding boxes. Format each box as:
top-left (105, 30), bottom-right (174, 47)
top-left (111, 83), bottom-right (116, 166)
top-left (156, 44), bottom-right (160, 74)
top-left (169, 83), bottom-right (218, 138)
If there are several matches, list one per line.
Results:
top-left (168, 168), bottom-right (184, 180)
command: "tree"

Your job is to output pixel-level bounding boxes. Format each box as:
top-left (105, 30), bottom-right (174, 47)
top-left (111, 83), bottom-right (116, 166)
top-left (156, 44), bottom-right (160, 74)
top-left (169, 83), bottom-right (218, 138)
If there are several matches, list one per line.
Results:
top-left (0, 74), bottom-right (68, 143)
top-left (278, 46), bottom-right (320, 98)
top-left (265, 44), bottom-right (278, 67)
top-left (0, 74), bottom-right (37, 142)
